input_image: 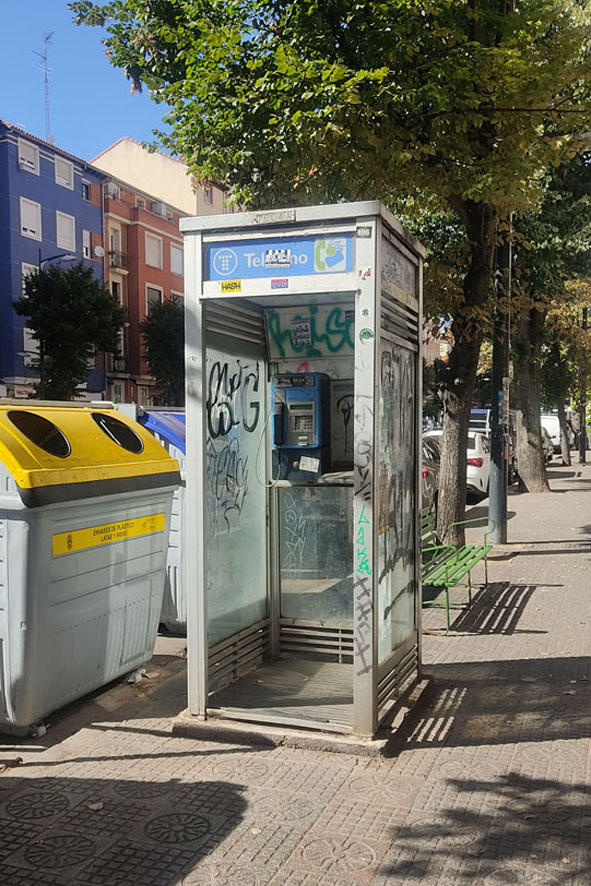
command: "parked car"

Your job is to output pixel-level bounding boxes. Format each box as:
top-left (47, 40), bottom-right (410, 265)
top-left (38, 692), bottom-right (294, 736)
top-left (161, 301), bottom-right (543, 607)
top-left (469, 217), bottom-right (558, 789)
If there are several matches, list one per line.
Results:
top-left (466, 432), bottom-right (491, 496)
top-left (541, 426), bottom-right (554, 462)
top-left (421, 435), bottom-right (441, 515)
top-left (424, 429), bottom-right (490, 497)
top-left (541, 413), bottom-right (575, 453)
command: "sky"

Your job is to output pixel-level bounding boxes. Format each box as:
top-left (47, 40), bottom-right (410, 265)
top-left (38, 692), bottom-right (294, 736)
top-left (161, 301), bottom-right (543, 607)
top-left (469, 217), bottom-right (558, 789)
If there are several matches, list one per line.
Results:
top-left (2, 1), bottom-right (168, 162)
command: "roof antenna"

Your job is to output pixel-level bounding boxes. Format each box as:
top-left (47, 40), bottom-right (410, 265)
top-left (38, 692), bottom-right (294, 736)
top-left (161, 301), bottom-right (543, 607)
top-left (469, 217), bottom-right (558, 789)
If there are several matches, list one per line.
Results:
top-left (33, 32), bottom-right (54, 144)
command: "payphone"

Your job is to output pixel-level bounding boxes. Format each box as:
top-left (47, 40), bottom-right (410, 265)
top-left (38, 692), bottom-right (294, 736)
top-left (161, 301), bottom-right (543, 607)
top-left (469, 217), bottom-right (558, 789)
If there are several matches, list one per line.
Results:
top-left (271, 372), bottom-right (331, 482)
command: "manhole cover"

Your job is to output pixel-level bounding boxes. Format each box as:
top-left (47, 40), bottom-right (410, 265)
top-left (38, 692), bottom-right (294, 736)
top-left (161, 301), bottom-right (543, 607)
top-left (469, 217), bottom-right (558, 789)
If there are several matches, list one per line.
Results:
top-left (25, 834), bottom-right (95, 869)
top-left (145, 812), bottom-right (210, 843)
top-left (7, 792), bottom-right (69, 820)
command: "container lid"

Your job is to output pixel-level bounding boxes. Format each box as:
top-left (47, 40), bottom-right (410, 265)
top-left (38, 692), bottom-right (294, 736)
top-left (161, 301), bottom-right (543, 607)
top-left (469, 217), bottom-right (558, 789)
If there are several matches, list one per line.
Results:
top-left (0, 405), bottom-right (180, 508)
top-left (139, 411), bottom-right (186, 455)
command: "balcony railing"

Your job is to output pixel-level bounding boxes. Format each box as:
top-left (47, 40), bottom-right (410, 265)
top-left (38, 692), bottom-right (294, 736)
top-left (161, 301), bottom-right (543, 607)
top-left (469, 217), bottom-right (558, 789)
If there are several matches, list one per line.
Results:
top-left (112, 356), bottom-right (127, 373)
top-left (109, 250), bottom-right (127, 269)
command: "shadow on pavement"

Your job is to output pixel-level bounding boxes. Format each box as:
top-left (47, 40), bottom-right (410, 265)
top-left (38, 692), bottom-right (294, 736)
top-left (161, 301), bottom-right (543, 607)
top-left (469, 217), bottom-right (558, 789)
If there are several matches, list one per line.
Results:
top-left (450, 583), bottom-right (547, 635)
top-left (388, 655), bottom-right (591, 753)
top-left (0, 775), bottom-right (247, 885)
top-left (375, 771), bottom-right (591, 883)
top-left (422, 583), bottom-right (554, 636)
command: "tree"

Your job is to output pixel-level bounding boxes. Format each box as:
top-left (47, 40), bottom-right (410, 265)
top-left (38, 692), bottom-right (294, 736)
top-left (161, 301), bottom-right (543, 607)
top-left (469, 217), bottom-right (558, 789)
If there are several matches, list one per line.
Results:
top-left (72, 0), bottom-right (591, 541)
top-left (14, 263), bottom-right (124, 400)
top-left (511, 156), bottom-right (591, 487)
top-left (141, 296), bottom-right (185, 406)
top-left (542, 282), bottom-right (591, 463)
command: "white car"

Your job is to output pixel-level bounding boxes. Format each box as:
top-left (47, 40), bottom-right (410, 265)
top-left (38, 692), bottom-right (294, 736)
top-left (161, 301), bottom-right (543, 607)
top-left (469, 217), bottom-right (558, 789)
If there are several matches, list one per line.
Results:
top-left (541, 413), bottom-right (574, 453)
top-left (424, 430), bottom-right (491, 497)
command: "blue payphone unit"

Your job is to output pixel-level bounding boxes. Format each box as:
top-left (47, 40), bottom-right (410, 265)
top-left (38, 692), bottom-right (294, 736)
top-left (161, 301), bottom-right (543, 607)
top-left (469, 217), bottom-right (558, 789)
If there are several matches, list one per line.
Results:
top-left (271, 373), bottom-right (331, 482)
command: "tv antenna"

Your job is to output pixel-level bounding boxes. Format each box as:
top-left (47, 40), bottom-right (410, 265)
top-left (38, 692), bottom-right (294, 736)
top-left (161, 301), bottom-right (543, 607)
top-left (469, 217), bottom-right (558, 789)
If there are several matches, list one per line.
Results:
top-left (34, 32), bottom-right (54, 143)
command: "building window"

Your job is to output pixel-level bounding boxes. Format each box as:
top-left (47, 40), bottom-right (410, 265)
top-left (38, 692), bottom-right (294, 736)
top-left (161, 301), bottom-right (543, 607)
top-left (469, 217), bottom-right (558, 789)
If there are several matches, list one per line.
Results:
top-left (55, 157), bottom-right (74, 189)
top-left (22, 327), bottom-right (40, 367)
top-left (82, 181), bottom-right (91, 201)
top-left (145, 233), bottom-right (163, 269)
top-left (111, 381), bottom-right (124, 404)
top-left (171, 290), bottom-right (184, 304)
top-left (137, 385), bottom-right (151, 406)
top-left (21, 262), bottom-right (38, 292)
top-left (18, 139), bottom-right (39, 174)
top-left (203, 186), bottom-right (213, 205)
top-left (82, 230), bottom-right (91, 259)
top-left (146, 285), bottom-right (163, 316)
top-left (20, 198), bottom-right (42, 240)
top-left (136, 197), bottom-right (145, 209)
top-left (170, 243), bottom-right (183, 276)
top-left (56, 211), bottom-right (76, 251)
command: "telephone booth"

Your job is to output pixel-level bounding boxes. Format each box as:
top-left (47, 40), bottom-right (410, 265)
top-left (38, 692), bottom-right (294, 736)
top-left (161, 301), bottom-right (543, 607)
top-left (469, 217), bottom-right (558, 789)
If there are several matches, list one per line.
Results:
top-left (182, 201), bottom-right (425, 738)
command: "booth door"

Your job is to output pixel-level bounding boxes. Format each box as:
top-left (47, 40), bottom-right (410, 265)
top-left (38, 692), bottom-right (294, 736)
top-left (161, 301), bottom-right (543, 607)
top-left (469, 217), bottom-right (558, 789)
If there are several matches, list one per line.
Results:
top-left (204, 338), bottom-right (268, 645)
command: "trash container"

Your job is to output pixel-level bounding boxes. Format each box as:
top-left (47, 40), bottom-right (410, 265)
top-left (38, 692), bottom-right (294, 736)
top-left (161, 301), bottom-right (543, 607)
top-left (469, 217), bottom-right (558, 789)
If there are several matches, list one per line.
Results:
top-left (0, 402), bottom-right (180, 732)
top-left (137, 410), bottom-right (187, 634)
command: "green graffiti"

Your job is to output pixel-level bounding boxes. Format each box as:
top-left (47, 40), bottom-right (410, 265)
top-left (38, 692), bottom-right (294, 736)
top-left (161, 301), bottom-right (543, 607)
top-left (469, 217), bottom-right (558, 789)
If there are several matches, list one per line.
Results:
top-left (267, 305), bottom-right (354, 357)
top-left (356, 505), bottom-right (372, 575)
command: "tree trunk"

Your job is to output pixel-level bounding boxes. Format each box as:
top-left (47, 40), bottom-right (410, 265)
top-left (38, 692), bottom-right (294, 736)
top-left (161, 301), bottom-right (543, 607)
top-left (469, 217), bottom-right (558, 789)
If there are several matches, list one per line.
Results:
top-left (437, 200), bottom-right (498, 545)
top-left (512, 306), bottom-right (549, 492)
top-left (556, 398), bottom-right (571, 466)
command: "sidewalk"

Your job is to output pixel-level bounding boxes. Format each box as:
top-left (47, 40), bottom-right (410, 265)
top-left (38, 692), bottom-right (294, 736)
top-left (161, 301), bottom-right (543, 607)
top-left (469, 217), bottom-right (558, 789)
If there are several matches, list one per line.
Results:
top-left (0, 461), bottom-right (590, 884)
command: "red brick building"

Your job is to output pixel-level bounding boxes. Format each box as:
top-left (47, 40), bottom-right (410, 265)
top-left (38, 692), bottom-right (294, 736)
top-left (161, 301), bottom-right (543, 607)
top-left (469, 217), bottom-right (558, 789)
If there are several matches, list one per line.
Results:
top-left (100, 180), bottom-right (187, 404)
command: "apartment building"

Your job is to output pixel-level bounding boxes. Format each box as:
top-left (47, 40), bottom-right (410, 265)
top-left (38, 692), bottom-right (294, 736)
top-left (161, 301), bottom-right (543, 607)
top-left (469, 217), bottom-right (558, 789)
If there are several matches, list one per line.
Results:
top-left (101, 179), bottom-right (187, 404)
top-left (0, 121), bottom-right (106, 398)
top-left (92, 137), bottom-right (229, 217)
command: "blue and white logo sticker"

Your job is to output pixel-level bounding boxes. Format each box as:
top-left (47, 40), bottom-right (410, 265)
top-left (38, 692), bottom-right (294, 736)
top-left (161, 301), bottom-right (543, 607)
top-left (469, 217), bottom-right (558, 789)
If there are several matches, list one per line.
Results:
top-left (212, 248), bottom-right (238, 277)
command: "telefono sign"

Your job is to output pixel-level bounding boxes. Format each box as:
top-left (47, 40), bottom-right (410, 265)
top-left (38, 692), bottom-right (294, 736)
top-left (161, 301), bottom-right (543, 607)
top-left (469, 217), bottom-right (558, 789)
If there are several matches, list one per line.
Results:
top-left (205, 234), bottom-right (354, 280)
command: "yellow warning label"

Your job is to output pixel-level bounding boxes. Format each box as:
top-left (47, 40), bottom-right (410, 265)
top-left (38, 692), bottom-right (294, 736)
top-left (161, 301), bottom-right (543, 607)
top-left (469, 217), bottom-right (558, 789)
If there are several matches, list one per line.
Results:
top-left (221, 279), bottom-right (242, 293)
top-left (52, 513), bottom-right (165, 557)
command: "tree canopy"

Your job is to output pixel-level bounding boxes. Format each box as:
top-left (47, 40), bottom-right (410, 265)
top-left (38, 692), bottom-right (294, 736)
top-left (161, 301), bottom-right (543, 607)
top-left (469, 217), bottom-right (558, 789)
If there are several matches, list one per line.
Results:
top-left (14, 263), bottom-right (125, 400)
top-left (71, 0), bottom-right (591, 210)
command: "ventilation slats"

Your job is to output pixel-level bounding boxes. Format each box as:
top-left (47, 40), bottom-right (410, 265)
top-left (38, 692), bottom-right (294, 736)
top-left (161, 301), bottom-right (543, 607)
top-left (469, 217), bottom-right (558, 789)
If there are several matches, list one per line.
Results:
top-left (204, 301), bottom-right (266, 346)
top-left (381, 292), bottom-right (419, 345)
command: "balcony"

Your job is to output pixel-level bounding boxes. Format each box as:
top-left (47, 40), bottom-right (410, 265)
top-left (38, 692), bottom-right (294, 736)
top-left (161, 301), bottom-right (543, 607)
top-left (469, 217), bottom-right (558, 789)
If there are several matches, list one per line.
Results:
top-left (111, 356), bottom-right (128, 373)
top-left (109, 250), bottom-right (127, 270)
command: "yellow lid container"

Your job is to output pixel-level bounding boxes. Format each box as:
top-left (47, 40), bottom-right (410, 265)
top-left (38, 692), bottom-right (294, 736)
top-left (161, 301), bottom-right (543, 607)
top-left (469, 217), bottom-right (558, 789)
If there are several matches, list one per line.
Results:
top-left (0, 404), bottom-right (180, 507)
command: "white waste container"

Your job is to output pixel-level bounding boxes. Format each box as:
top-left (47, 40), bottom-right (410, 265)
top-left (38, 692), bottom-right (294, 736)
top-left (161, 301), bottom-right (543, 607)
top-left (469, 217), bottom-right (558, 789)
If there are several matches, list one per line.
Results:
top-left (0, 402), bottom-right (180, 732)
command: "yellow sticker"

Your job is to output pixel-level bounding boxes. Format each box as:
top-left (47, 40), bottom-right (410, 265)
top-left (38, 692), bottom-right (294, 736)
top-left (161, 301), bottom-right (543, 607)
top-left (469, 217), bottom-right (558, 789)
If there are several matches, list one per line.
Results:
top-left (221, 279), bottom-right (242, 293)
top-left (52, 513), bottom-right (165, 557)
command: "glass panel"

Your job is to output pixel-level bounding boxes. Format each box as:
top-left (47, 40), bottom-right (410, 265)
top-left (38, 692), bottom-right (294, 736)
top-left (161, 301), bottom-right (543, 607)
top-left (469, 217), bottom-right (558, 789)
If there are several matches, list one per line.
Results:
top-left (205, 344), bottom-right (267, 644)
top-left (377, 342), bottom-right (417, 662)
top-left (279, 485), bottom-right (353, 626)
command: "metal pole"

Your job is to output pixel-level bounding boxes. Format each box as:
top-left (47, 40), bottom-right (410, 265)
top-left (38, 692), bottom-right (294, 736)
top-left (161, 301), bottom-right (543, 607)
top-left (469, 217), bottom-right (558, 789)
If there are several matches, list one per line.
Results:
top-left (489, 229), bottom-right (511, 544)
top-left (579, 308), bottom-right (587, 465)
top-left (38, 249), bottom-right (45, 400)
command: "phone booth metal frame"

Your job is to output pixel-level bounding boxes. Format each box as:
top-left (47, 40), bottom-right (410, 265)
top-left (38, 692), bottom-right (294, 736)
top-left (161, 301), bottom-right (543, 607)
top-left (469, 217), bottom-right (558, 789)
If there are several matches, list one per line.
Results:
top-left (183, 201), bottom-right (425, 739)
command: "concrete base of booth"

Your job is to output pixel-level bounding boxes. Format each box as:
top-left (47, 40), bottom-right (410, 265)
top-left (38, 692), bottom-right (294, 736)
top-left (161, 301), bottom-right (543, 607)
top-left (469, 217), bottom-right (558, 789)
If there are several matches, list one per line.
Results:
top-left (172, 677), bottom-right (432, 756)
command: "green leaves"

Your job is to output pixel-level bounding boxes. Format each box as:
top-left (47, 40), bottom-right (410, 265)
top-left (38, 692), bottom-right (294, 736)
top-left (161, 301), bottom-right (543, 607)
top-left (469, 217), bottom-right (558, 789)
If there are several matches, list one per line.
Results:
top-left (14, 263), bottom-right (125, 400)
top-left (141, 296), bottom-right (185, 406)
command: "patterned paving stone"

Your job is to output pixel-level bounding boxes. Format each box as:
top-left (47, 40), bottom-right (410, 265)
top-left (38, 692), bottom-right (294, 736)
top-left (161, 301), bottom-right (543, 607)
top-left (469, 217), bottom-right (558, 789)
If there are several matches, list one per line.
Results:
top-left (81, 839), bottom-right (198, 886)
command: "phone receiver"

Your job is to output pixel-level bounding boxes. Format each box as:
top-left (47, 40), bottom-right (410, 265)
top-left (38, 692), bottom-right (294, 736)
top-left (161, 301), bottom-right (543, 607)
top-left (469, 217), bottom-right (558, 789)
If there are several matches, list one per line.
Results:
top-left (272, 403), bottom-right (285, 445)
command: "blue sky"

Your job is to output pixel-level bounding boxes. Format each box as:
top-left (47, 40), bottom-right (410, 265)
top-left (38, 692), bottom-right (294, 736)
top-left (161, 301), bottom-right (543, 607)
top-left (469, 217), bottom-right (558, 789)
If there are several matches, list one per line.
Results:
top-left (2, 1), bottom-right (167, 161)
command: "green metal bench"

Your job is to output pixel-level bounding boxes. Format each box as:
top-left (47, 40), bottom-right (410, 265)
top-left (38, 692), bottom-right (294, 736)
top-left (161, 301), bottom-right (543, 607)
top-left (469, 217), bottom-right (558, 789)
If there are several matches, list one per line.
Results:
top-left (421, 510), bottom-right (495, 632)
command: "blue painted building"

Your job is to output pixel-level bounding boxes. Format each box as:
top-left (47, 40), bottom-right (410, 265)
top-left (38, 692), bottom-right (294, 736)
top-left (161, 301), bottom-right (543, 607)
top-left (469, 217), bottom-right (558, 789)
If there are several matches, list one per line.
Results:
top-left (0, 121), bottom-right (106, 397)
